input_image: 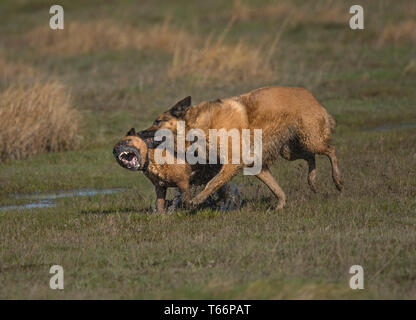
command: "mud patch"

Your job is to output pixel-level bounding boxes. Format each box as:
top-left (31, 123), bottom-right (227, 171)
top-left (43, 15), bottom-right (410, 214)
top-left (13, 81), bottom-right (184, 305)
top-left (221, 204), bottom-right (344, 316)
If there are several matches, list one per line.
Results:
top-left (0, 188), bottom-right (124, 211)
top-left (165, 184), bottom-right (242, 213)
top-left (14, 188), bottom-right (124, 200)
top-left (0, 200), bottom-right (56, 211)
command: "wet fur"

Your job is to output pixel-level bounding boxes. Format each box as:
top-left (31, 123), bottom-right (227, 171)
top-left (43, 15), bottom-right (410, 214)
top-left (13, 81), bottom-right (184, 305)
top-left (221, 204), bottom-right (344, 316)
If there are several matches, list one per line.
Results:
top-left (141, 86), bottom-right (343, 209)
top-left (114, 135), bottom-right (224, 212)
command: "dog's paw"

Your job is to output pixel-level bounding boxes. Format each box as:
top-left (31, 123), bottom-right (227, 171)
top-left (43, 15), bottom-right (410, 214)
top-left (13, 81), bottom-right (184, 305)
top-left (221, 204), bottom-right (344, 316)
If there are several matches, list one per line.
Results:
top-left (189, 196), bottom-right (204, 209)
top-left (167, 195), bottom-right (182, 214)
top-left (188, 200), bottom-right (198, 210)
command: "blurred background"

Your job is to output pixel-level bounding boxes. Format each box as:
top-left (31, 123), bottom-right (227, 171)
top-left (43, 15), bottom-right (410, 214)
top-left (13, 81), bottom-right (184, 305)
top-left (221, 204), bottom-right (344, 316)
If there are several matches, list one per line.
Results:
top-left (1, 0), bottom-right (415, 162)
top-left (0, 0), bottom-right (415, 299)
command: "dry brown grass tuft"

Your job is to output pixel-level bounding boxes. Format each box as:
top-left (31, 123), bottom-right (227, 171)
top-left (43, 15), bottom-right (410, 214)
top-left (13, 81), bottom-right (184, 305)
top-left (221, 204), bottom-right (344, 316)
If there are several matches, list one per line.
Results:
top-left (169, 36), bottom-right (276, 83)
top-left (308, 6), bottom-right (349, 26)
top-left (144, 19), bottom-right (191, 52)
top-left (25, 18), bottom-right (279, 84)
top-left (0, 81), bottom-right (79, 161)
top-left (378, 21), bottom-right (416, 45)
top-left (230, 0), bottom-right (348, 26)
top-left (25, 19), bottom-right (191, 55)
top-left (0, 53), bottom-right (38, 86)
top-left (231, 0), bottom-right (300, 22)
top-left (168, 17), bottom-right (281, 84)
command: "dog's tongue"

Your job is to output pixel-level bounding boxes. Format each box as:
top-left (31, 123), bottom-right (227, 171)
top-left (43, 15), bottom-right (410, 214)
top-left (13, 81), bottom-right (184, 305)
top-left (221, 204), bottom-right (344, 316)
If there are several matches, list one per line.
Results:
top-left (126, 153), bottom-right (135, 161)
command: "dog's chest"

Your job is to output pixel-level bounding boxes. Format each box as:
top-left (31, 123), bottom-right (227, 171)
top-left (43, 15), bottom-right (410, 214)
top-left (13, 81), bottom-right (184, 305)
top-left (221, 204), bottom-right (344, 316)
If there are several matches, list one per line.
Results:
top-left (144, 163), bottom-right (177, 188)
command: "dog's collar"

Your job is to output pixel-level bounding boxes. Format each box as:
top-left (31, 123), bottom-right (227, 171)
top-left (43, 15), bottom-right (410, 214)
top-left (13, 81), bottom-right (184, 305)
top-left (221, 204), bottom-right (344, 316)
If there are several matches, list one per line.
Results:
top-left (141, 150), bottom-right (149, 173)
top-left (138, 134), bottom-right (150, 173)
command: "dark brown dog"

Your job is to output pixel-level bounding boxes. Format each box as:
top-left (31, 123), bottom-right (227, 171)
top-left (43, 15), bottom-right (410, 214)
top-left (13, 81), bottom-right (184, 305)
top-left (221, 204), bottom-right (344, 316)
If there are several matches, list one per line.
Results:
top-left (113, 128), bottom-right (240, 212)
top-left (139, 86), bottom-right (343, 209)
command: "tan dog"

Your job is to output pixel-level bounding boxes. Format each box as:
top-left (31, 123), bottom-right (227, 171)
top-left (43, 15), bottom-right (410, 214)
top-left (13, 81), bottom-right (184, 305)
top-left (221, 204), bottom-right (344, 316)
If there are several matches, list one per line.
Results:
top-left (113, 128), bottom-right (240, 212)
top-left (139, 86), bottom-right (343, 209)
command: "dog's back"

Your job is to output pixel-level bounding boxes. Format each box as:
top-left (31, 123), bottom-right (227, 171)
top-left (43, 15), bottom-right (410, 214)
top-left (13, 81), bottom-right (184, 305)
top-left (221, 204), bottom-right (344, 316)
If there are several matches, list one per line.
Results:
top-left (240, 86), bottom-right (335, 163)
top-left (185, 86), bottom-right (335, 165)
top-left (139, 85), bottom-right (343, 210)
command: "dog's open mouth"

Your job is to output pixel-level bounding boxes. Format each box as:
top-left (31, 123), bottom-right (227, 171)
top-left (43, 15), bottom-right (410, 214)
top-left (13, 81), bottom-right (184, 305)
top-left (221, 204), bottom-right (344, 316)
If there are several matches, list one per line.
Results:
top-left (113, 141), bottom-right (142, 171)
top-left (117, 150), bottom-right (139, 169)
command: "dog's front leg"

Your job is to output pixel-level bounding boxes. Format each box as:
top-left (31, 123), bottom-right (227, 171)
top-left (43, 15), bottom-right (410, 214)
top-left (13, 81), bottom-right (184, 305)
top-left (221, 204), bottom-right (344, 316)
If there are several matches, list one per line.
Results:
top-left (190, 164), bottom-right (241, 208)
top-left (155, 185), bottom-right (167, 213)
top-left (176, 181), bottom-right (192, 209)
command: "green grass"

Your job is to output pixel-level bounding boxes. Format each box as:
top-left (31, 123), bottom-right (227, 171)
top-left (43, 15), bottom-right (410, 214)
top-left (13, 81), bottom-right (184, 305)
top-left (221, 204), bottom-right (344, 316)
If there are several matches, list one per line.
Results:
top-left (0, 0), bottom-right (416, 299)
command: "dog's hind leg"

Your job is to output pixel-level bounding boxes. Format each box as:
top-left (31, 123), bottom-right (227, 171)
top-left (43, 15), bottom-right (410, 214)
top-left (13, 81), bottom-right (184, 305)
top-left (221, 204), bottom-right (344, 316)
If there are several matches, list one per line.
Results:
top-left (190, 164), bottom-right (241, 208)
top-left (296, 116), bottom-right (343, 192)
top-left (323, 146), bottom-right (343, 191)
top-left (280, 143), bottom-right (317, 193)
top-left (306, 155), bottom-right (317, 193)
top-left (256, 166), bottom-right (286, 209)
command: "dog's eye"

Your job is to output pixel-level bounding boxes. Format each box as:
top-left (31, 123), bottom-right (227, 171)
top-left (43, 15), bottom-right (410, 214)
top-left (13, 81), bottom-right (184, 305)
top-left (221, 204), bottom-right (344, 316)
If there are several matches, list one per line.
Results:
top-left (153, 119), bottom-right (162, 125)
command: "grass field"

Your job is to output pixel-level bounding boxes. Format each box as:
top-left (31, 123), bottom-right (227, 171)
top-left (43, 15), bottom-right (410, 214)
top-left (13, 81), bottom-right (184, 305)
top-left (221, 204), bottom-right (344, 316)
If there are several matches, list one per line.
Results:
top-left (0, 0), bottom-right (415, 299)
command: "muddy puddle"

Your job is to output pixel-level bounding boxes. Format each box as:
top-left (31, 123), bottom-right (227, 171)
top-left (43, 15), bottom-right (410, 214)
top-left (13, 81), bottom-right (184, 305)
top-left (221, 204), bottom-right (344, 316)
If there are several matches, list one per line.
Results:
top-left (0, 200), bottom-right (57, 211)
top-left (1, 187), bottom-right (243, 212)
top-left (0, 188), bottom-right (124, 211)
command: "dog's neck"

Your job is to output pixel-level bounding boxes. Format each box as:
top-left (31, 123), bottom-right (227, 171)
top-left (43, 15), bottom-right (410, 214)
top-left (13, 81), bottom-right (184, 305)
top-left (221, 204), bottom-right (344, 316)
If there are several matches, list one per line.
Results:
top-left (139, 137), bottom-right (150, 172)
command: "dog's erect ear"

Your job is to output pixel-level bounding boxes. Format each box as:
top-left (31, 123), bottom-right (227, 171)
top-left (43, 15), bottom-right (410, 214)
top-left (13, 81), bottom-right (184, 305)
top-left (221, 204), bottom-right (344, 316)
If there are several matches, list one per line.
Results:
top-left (126, 128), bottom-right (136, 136)
top-left (170, 96), bottom-right (191, 118)
top-left (138, 130), bottom-right (156, 140)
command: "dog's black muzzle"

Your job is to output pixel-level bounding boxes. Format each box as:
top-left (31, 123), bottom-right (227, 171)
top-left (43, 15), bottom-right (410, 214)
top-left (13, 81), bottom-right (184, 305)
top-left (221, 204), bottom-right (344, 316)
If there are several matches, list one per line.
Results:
top-left (113, 141), bottom-right (142, 171)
